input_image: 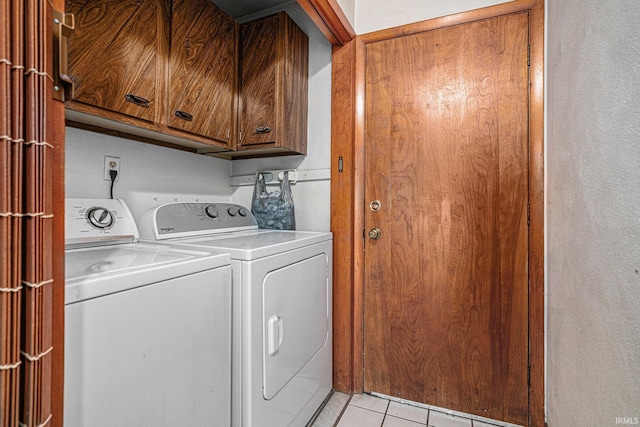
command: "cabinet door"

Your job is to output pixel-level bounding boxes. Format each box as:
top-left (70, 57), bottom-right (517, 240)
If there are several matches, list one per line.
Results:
top-left (67, 0), bottom-right (160, 122)
top-left (239, 14), bottom-right (280, 147)
top-left (168, 0), bottom-right (236, 145)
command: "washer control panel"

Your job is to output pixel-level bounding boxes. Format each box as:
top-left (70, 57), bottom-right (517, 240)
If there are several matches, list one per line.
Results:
top-left (144, 202), bottom-right (258, 240)
top-left (66, 198), bottom-right (139, 248)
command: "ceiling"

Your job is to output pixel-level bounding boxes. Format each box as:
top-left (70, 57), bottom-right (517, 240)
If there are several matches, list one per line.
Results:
top-left (212, 0), bottom-right (294, 20)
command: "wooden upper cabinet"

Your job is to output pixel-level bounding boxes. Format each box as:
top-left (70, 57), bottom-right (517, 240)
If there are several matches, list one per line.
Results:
top-left (65, 2), bottom-right (310, 157)
top-left (65, 0), bottom-right (233, 152)
top-left (238, 12), bottom-right (309, 155)
top-left (66, 0), bottom-right (162, 123)
top-left (168, 0), bottom-right (237, 143)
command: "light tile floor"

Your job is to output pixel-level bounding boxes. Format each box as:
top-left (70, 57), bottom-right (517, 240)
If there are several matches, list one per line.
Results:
top-left (310, 393), bottom-right (512, 427)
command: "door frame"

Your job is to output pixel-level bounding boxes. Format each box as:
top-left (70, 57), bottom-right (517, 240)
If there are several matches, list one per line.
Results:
top-left (51, 0), bottom-right (67, 426)
top-left (329, 1), bottom-right (544, 426)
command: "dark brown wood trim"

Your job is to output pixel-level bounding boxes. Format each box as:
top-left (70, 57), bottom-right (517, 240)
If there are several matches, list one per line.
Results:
top-left (65, 101), bottom-right (232, 151)
top-left (359, 0), bottom-right (538, 43)
top-left (65, 120), bottom-right (201, 154)
top-left (50, 0), bottom-right (66, 425)
top-left (351, 36), bottom-right (366, 394)
top-left (329, 2), bottom-right (545, 424)
top-left (51, 96), bottom-right (66, 427)
top-left (297, 0), bottom-right (355, 45)
top-left (329, 35), bottom-right (366, 393)
top-left (330, 39), bottom-right (356, 392)
top-left (528, 1), bottom-right (545, 426)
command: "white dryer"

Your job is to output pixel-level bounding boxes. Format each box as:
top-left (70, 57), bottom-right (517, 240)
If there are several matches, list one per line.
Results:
top-left (64, 198), bottom-right (232, 427)
top-left (139, 202), bottom-right (332, 427)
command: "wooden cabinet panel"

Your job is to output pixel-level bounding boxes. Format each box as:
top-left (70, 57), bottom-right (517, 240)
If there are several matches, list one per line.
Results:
top-left (67, 0), bottom-right (162, 122)
top-left (238, 12), bottom-right (308, 155)
top-left (65, 3), bottom-right (309, 157)
top-left (168, 0), bottom-right (237, 144)
top-left (239, 15), bottom-right (279, 146)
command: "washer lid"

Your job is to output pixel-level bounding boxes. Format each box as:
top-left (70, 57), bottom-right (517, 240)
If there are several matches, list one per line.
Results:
top-left (167, 230), bottom-right (332, 260)
top-left (65, 242), bottom-right (230, 304)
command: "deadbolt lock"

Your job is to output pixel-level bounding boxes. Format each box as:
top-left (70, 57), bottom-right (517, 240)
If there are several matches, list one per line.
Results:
top-left (368, 228), bottom-right (382, 240)
top-left (369, 200), bottom-right (382, 211)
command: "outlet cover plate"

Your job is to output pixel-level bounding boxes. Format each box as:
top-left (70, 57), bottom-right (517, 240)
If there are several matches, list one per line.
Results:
top-left (103, 155), bottom-right (120, 181)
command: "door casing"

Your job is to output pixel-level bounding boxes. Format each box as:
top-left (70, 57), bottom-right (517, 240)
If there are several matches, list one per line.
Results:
top-left (329, 1), bottom-right (544, 426)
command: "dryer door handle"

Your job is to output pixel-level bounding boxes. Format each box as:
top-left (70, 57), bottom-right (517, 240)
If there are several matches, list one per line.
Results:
top-left (267, 315), bottom-right (284, 356)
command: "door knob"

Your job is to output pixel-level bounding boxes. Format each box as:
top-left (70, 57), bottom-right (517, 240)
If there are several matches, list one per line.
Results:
top-left (368, 228), bottom-right (382, 240)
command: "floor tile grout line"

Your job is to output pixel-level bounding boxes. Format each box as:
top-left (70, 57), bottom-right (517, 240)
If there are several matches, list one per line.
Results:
top-left (329, 393), bottom-right (508, 427)
top-left (332, 393), bottom-right (354, 427)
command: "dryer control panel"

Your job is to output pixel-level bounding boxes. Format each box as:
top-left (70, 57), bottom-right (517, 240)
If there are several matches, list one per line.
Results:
top-left (140, 202), bottom-right (259, 240)
top-left (65, 198), bottom-right (139, 248)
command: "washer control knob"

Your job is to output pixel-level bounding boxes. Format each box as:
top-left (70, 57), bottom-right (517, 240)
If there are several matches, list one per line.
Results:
top-left (227, 207), bottom-right (237, 217)
top-left (86, 207), bottom-right (114, 229)
top-left (204, 205), bottom-right (219, 219)
top-left (238, 207), bottom-right (247, 217)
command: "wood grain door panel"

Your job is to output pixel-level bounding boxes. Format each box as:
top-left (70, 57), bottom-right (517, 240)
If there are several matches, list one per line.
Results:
top-left (168, 0), bottom-right (236, 144)
top-left (67, 0), bottom-right (160, 122)
top-left (238, 12), bottom-right (308, 154)
top-left (363, 12), bottom-right (529, 425)
top-left (239, 14), bottom-right (280, 146)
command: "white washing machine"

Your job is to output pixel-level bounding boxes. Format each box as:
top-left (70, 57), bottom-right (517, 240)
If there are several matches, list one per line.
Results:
top-left (138, 202), bottom-right (332, 427)
top-left (64, 198), bottom-right (232, 427)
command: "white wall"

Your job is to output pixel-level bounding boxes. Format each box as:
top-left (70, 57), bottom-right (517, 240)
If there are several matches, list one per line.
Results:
top-left (546, 1), bottom-right (640, 425)
top-left (65, 127), bottom-right (232, 222)
top-left (231, 2), bottom-right (333, 232)
top-left (347, 0), bottom-right (513, 35)
top-left (336, 0), bottom-right (355, 30)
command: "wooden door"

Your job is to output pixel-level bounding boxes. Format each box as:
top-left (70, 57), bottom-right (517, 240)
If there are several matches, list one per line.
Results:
top-left (168, 0), bottom-right (236, 145)
top-left (67, 0), bottom-right (161, 122)
top-left (363, 12), bottom-right (530, 425)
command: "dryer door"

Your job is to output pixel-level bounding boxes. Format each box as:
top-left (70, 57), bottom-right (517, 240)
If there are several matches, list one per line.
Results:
top-left (262, 253), bottom-right (329, 400)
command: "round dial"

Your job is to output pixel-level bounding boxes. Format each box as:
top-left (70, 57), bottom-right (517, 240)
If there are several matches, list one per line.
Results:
top-left (238, 207), bottom-right (247, 217)
top-left (204, 205), bottom-right (219, 219)
top-left (227, 207), bottom-right (237, 217)
top-left (86, 207), bottom-right (115, 229)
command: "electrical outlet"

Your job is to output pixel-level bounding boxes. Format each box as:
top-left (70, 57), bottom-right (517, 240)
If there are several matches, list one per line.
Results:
top-left (103, 155), bottom-right (120, 181)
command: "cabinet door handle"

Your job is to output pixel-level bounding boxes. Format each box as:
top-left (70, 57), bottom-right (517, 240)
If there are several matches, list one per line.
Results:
top-left (174, 110), bottom-right (193, 121)
top-left (124, 93), bottom-right (150, 108)
top-left (255, 126), bottom-right (272, 134)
